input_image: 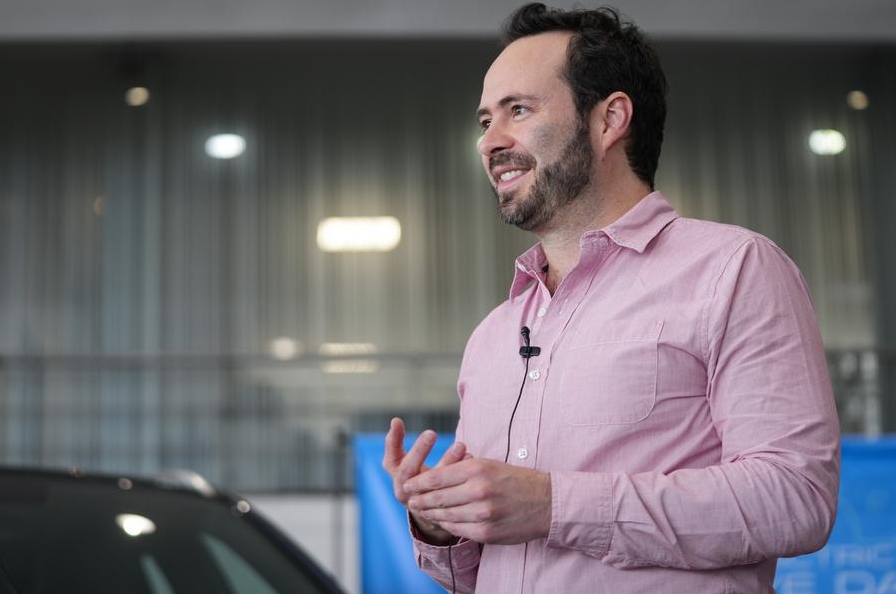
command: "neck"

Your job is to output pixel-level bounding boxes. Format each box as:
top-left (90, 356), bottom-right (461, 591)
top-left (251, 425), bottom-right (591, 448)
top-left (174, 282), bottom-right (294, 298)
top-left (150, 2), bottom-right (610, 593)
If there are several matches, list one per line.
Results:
top-left (535, 176), bottom-right (651, 294)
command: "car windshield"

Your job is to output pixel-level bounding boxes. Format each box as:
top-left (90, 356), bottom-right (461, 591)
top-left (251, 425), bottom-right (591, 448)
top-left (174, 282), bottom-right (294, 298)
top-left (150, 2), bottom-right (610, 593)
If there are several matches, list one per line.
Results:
top-left (0, 472), bottom-right (336, 594)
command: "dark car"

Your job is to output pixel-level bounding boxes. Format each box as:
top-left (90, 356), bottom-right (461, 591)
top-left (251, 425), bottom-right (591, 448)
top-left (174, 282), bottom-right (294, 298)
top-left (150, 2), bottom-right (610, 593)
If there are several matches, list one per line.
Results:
top-left (0, 466), bottom-right (347, 594)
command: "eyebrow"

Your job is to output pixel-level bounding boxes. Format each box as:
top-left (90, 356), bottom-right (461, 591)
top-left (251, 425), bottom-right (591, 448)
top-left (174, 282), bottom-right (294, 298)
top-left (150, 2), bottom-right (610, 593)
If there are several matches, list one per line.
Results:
top-left (476, 94), bottom-right (541, 119)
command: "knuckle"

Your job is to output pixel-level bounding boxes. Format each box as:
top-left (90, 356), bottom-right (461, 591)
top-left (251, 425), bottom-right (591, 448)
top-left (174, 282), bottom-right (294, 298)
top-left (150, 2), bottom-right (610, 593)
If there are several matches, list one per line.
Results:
top-left (419, 474), bottom-right (436, 490)
top-left (475, 502), bottom-right (495, 522)
top-left (470, 460), bottom-right (492, 479)
top-left (396, 464), bottom-right (414, 483)
top-left (469, 480), bottom-right (490, 501)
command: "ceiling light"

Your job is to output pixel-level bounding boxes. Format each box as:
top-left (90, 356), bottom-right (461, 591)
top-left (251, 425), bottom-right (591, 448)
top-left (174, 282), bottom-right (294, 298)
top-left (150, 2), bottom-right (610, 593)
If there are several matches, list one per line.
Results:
top-left (124, 87), bottom-right (150, 107)
top-left (846, 90), bottom-right (869, 111)
top-left (116, 514), bottom-right (157, 537)
top-left (319, 343), bottom-right (377, 356)
top-left (808, 129), bottom-right (846, 156)
top-left (319, 343), bottom-right (379, 374)
top-left (320, 360), bottom-right (380, 374)
top-left (205, 134), bottom-right (246, 159)
top-left (317, 217), bottom-right (401, 252)
top-left (269, 337), bottom-right (301, 361)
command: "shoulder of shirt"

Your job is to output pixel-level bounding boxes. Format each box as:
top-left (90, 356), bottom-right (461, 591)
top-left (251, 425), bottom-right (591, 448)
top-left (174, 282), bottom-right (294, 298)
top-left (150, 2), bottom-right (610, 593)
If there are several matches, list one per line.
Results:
top-left (666, 215), bottom-right (788, 258)
top-left (665, 216), bottom-right (804, 304)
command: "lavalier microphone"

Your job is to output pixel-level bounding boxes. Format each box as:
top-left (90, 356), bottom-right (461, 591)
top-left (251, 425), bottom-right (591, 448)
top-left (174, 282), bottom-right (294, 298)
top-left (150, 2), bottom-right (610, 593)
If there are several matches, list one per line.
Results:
top-left (519, 326), bottom-right (541, 358)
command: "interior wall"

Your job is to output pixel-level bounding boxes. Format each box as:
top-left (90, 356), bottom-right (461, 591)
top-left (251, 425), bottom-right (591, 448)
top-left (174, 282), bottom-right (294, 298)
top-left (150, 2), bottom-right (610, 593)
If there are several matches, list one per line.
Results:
top-left (0, 38), bottom-right (892, 488)
top-left (867, 46), bottom-right (896, 430)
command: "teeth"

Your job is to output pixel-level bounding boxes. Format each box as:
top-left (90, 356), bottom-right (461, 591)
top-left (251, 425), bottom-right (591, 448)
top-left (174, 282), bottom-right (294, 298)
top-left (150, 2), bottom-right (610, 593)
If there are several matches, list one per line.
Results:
top-left (499, 170), bottom-right (526, 182)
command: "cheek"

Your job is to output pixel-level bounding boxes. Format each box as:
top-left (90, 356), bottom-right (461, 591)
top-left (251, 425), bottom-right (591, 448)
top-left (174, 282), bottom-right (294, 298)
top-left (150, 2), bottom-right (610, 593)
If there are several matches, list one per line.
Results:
top-left (529, 122), bottom-right (568, 161)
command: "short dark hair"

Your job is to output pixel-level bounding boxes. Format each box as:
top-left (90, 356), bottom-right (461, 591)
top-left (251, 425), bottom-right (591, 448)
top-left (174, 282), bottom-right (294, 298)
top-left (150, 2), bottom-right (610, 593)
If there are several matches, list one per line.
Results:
top-left (503, 3), bottom-right (667, 189)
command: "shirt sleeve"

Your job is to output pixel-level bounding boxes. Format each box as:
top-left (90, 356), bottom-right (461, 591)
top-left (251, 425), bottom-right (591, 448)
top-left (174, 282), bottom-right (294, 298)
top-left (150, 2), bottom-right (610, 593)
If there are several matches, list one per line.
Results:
top-left (410, 516), bottom-right (482, 593)
top-left (546, 236), bottom-right (841, 569)
top-left (409, 405), bottom-right (482, 593)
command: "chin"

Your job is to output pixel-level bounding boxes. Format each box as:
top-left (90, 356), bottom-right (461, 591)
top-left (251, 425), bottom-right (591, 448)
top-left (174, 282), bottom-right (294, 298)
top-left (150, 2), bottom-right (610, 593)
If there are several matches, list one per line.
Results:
top-left (498, 187), bottom-right (522, 206)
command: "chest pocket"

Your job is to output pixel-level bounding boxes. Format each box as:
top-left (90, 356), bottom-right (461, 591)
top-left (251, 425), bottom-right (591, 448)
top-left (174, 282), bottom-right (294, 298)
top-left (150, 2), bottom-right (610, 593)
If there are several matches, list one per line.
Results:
top-left (556, 319), bottom-right (664, 425)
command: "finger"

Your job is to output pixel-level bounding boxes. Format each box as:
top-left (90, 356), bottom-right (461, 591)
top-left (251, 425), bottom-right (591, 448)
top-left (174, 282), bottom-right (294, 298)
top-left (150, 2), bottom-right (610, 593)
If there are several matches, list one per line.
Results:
top-left (415, 504), bottom-right (473, 525)
top-left (396, 430), bottom-right (437, 485)
top-left (382, 417), bottom-right (406, 472)
top-left (392, 430), bottom-right (436, 504)
top-left (408, 482), bottom-right (474, 514)
top-left (405, 456), bottom-right (471, 496)
top-left (434, 441), bottom-right (467, 469)
top-left (435, 520), bottom-right (479, 543)
top-left (414, 501), bottom-right (493, 538)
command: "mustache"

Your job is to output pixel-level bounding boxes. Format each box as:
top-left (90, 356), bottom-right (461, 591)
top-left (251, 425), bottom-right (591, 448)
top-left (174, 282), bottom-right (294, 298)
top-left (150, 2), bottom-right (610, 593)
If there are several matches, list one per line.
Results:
top-left (489, 151), bottom-right (536, 171)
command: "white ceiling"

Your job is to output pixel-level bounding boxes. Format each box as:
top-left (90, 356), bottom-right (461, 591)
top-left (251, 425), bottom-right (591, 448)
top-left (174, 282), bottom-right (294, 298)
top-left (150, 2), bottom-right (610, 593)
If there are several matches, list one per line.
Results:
top-left (1, 0), bottom-right (895, 42)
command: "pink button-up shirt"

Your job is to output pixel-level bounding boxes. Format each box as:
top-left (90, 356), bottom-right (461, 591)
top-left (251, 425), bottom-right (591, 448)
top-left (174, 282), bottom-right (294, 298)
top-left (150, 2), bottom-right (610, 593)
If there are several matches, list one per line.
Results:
top-left (413, 192), bottom-right (840, 593)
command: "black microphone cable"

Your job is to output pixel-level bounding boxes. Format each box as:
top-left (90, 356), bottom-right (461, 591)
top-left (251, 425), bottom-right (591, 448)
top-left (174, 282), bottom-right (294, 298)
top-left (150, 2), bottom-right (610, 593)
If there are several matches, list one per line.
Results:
top-left (447, 326), bottom-right (539, 594)
top-left (448, 542), bottom-right (456, 594)
top-left (506, 326), bottom-right (539, 463)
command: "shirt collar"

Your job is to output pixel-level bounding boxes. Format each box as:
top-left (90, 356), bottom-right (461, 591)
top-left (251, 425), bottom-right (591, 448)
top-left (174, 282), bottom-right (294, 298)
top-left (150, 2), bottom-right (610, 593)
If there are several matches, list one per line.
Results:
top-left (509, 191), bottom-right (679, 299)
top-left (596, 191), bottom-right (678, 253)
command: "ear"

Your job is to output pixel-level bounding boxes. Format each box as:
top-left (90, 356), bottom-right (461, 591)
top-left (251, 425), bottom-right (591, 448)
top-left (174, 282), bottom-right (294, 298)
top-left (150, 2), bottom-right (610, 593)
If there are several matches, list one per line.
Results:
top-left (590, 91), bottom-right (633, 154)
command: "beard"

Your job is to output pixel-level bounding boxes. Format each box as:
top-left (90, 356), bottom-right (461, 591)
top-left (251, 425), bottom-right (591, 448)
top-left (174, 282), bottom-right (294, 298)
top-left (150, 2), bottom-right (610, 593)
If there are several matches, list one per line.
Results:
top-left (493, 118), bottom-right (593, 232)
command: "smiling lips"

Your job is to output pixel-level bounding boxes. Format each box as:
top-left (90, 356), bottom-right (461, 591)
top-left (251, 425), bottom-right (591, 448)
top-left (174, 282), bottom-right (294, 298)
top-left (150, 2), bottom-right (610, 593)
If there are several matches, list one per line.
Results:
top-left (491, 162), bottom-right (534, 190)
top-left (489, 152), bottom-right (536, 191)
top-left (492, 167), bottom-right (531, 194)
top-left (494, 170), bottom-right (529, 195)
top-left (499, 169), bottom-right (527, 182)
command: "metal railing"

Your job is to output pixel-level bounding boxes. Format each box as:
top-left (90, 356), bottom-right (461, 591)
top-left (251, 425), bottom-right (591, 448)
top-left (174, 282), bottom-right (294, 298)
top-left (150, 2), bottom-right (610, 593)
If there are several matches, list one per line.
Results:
top-left (0, 347), bottom-right (891, 491)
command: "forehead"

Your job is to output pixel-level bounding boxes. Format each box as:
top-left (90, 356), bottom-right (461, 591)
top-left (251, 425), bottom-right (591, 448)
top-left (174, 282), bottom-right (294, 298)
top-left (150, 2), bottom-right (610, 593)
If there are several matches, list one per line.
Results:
top-left (480, 31), bottom-right (573, 107)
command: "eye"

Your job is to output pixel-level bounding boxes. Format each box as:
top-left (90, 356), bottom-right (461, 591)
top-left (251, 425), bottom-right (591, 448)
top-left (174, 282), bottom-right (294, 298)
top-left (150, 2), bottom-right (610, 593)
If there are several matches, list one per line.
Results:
top-left (478, 118), bottom-right (491, 131)
top-left (511, 105), bottom-right (530, 117)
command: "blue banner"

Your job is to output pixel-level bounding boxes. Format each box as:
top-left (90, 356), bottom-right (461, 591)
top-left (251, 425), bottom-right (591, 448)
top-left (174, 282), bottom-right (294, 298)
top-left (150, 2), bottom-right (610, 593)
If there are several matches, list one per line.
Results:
top-left (354, 433), bottom-right (452, 594)
top-left (355, 435), bottom-right (896, 594)
top-left (775, 437), bottom-right (896, 594)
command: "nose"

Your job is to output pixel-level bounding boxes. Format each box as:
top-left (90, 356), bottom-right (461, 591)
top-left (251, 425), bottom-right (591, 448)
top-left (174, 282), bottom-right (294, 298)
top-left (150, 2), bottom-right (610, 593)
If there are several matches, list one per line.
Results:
top-left (477, 120), bottom-right (514, 157)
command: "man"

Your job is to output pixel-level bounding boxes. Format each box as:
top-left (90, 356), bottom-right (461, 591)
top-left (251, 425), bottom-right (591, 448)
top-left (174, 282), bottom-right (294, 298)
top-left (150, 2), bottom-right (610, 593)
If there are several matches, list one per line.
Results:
top-left (383, 4), bottom-right (840, 593)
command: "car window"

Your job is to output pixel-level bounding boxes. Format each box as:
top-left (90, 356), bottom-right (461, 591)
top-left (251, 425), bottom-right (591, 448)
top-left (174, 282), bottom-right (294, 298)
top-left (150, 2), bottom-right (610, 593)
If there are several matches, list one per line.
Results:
top-left (141, 555), bottom-right (177, 594)
top-left (0, 564), bottom-right (19, 594)
top-left (202, 534), bottom-right (279, 594)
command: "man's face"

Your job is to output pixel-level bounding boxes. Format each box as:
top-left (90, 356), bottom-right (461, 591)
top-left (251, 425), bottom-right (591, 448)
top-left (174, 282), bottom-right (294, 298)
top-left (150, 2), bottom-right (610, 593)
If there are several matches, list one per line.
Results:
top-left (477, 32), bottom-right (593, 232)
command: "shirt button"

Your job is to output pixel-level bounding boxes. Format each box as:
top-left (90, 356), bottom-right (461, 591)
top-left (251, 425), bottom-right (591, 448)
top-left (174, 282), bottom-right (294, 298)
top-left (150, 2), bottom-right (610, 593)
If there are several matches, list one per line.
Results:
top-left (517, 447), bottom-right (529, 460)
top-left (528, 370), bottom-right (540, 380)
top-left (536, 307), bottom-right (547, 317)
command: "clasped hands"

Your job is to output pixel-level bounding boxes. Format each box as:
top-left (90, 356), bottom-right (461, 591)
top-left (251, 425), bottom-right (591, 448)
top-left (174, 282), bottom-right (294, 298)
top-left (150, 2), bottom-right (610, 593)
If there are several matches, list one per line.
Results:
top-left (382, 417), bottom-right (552, 545)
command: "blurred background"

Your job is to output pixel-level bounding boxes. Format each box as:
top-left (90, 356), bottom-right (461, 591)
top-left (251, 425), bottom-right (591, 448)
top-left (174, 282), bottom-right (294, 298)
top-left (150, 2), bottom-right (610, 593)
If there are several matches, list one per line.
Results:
top-left (1, 1), bottom-right (894, 592)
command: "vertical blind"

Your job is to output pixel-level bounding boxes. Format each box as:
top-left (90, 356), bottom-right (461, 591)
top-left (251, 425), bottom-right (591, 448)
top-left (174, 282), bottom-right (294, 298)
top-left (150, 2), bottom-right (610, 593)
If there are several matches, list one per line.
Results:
top-left (0, 39), bottom-right (891, 489)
